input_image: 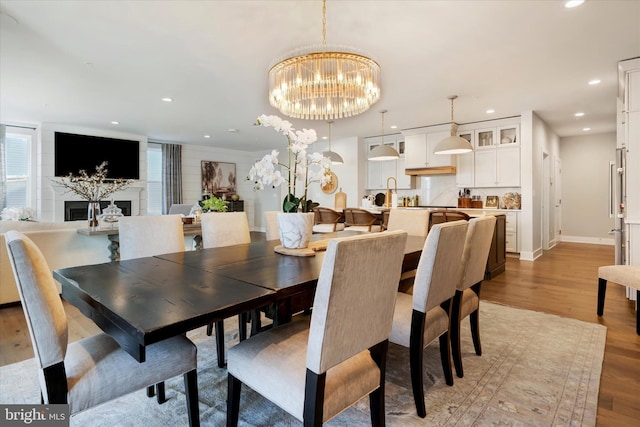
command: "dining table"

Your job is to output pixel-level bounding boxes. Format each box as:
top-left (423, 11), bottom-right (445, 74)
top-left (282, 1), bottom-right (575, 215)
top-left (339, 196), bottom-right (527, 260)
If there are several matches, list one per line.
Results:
top-left (54, 231), bottom-right (427, 363)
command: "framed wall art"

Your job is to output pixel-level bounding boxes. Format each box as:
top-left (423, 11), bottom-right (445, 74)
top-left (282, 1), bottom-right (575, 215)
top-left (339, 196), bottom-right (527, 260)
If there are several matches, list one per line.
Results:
top-left (201, 161), bottom-right (236, 198)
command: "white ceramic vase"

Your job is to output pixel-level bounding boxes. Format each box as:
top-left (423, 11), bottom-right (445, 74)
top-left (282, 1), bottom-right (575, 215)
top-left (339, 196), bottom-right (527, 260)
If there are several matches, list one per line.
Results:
top-left (277, 212), bottom-right (314, 249)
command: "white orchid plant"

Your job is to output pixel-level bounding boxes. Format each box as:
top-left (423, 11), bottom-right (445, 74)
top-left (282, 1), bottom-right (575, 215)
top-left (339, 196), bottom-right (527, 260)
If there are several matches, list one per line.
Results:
top-left (249, 114), bottom-right (331, 213)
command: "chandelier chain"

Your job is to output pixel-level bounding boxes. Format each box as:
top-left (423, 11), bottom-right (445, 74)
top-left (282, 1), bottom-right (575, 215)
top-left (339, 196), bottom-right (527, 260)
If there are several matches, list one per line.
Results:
top-left (322, 0), bottom-right (327, 50)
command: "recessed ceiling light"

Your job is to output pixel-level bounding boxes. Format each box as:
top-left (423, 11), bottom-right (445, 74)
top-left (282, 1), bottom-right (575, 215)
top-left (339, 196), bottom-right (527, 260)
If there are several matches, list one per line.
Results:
top-left (565, 0), bottom-right (584, 8)
top-left (583, 127), bottom-right (591, 131)
top-left (322, 136), bottom-right (328, 140)
top-left (390, 125), bottom-right (398, 129)
top-left (204, 135), bottom-right (211, 138)
top-left (486, 109), bottom-right (495, 114)
top-left (228, 128), bottom-right (239, 133)
top-left (588, 79), bottom-right (601, 85)
top-left (574, 112), bottom-right (585, 117)
top-left (161, 97), bottom-right (173, 102)
top-left (111, 121), bottom-right (119, 125)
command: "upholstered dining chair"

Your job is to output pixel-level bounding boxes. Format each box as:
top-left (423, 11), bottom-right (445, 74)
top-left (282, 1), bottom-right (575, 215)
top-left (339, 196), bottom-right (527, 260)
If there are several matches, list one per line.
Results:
top-left (312, 206), bottom-right (345, 233)
top-left (428, 209), bottom-right (470, 232)
top-left (389, 220), bottom-right (469, 418)
top-left (4, 231), bottom-right (200, 426)
top-left (597, 264), bottom-right (640, 335)
top-left (343, 207), bottom-right (383, 232)
top-left (264, 210), bottom-right (280, 241)
top-left (200, 211), bottom-right (251, 249)
top-left (226, 230), bottom-right (408, 426)
top-left (386, 209), bottom-right (431, 291)
top-left (118, 214), bottom-right (186, 260)
top-left (118, 214), bottom-right (188, 400)
top-left (449, 215), bottom-right (496, 378)
top-left (200, 211), bottom-right (252, 367)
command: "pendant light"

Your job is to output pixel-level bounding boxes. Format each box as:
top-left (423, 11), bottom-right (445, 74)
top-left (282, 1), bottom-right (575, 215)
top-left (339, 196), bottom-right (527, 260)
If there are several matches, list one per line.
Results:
top-left (434, 95), bottom-right (473, 155)
top-left (322, 121), bottom-right (344, 164)
top-left (369, 110), bottom-right (399, 161)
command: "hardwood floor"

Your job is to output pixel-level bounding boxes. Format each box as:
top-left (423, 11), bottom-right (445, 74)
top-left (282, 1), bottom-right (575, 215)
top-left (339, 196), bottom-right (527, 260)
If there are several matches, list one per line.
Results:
top-left (1, 241), bottom-right (638, 425)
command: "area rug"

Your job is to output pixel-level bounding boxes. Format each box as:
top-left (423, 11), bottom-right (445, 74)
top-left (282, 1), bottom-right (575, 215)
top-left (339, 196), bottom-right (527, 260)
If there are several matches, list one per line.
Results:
top-left (0, 301), bottom-right (606, 426)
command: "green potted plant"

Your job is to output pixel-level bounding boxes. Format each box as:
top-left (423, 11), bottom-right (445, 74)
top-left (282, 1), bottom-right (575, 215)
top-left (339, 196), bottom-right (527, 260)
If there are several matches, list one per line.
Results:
top-left (200, 195), bottom-right (229, 212)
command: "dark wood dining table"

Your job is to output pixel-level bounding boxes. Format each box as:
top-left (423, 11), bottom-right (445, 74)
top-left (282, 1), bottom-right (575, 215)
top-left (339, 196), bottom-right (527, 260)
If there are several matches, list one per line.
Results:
top-left (54, 231), bottom-right (426, 363)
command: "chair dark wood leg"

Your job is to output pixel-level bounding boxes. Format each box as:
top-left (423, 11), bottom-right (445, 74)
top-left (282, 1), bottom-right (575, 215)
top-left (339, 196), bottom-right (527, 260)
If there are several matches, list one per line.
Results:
top-left (184, 369), bottom-right (200, 427)
top-left (215, 320), bottom-right (226, 368)
top-left (250, 309), bottom-right (262, 336)
top-left (42, 362), bottom-right (68, 404)
top-left (206, 322), bottom-right (214, 336)
top-left (438, 332), bottom-right (454, 386)
top-left (226, 374), bottom-right (241, 427)
top-left (450, 290), bottom-right (464, 378)
top-left (303, 369), bottom-right (326, 427)
top-left (469, 309), bottom-right (482, 356)
top-left (156, 382), bottom-right (166, 404)
top-left (368, 340), bottom-right (388, 427)
top-left (409, 310), bottom-right (427, 418)
top-left (147, 385), bottom-right (155, 398)
top-left (636, 290), bottom-right (640, 336)
top-left (597, 278), bottom-right (607, 316)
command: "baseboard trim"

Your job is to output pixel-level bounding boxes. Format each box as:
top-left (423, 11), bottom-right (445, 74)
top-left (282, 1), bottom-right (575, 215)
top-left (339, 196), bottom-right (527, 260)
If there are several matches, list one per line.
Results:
top-left (560, 235), bottom-right (615, 245)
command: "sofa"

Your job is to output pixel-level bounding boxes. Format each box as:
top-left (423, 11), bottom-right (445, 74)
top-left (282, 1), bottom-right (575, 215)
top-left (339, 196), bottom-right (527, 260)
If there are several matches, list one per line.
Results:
top-left (1, 221), bottom-right (112, 305)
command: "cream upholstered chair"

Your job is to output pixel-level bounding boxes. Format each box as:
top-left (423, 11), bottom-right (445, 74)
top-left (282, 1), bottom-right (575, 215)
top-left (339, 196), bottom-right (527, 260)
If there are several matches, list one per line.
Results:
top-left (597, 265), bottom-right (640, 335)
top-left (312, 207), bottom-right (345, 233)
top-left (117, 214), bottom-right (188, 400)
top-left (4, 231), bottom-right (200, 426)
top-left (227, 230), bottom-right (408, 426)
top-left (118, 214), bottom-right (185, 260)
top-left (200, 211), bottom-right (252, 367)
top-left (343, 207), bottom-right (382, 232)
top-left (389, 220), bottom-right (468, 418)
top-left (200, 211), bottom-right (251, 249)
top-left (450, 215), bottom-right (496, 378)
top-left (386, 209), bottom-right (431, 287)
top-left (264, 210), bottom-right (280, 241)
top-left (386, 209), bottom-right (430, 237)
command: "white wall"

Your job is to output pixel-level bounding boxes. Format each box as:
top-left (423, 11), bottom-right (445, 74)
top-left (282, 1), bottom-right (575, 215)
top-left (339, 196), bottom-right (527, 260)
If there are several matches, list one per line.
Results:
top-left (560, 133), bottom-right (616, 243)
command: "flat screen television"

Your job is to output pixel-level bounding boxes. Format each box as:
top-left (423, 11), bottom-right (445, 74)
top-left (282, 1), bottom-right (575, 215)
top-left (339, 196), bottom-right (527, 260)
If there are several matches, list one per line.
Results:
top-left (54, 132), bottom-right (140, 180)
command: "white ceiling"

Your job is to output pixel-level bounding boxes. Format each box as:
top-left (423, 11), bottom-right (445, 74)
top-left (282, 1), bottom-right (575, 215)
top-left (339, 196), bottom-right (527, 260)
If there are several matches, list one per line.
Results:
top-left (1, 0), bottom-right (638, 152)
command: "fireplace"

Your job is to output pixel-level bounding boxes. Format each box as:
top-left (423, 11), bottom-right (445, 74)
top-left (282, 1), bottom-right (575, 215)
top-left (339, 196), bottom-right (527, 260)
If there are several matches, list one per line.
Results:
top-left (64, 201), bottom-right (132, 222)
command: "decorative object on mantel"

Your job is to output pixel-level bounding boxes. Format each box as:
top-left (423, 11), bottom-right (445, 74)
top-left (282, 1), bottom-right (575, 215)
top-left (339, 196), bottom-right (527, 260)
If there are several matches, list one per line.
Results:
top-left (51, 162), bottom-right (134, 230)
top-left (98, 200), bottom-right (123, 229)
top-left (268, 0), bottom-right (380, 120)
top-left (502, 192), bottom-right (522, 209)
top-left (248, 114), bottom-right (331, 249)
top-left (434, 95), bottom-right (473, 155)
top-left (0, 207), bottom-right (35, 221)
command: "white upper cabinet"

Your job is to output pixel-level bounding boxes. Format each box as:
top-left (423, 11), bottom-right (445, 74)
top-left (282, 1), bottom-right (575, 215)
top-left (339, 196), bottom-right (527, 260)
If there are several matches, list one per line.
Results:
top-left (455, 130), bottom-right (474, 187)
top-left (474, 123), bottom-right (520, 187)
top-left (365, 135), bottom-right (412, 190)
top-left (404, 129), bottom-right (453, 169)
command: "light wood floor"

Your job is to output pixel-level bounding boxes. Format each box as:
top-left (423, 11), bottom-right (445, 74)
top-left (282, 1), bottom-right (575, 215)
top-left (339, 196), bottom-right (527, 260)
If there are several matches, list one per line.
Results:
top-left (1, 241), bottom-right (638, 425)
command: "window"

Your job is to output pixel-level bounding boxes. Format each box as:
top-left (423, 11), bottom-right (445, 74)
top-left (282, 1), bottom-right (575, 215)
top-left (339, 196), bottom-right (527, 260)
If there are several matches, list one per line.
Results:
top-left (2, 126), bottom-right (35, 210)
top-left (147, 142), bottom-right (162, 215)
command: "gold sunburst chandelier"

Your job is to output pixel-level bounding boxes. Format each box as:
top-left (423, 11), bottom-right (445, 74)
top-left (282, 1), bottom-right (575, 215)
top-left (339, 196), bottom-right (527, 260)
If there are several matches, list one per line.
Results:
top-left (268, 0), bottom-right (381, 120)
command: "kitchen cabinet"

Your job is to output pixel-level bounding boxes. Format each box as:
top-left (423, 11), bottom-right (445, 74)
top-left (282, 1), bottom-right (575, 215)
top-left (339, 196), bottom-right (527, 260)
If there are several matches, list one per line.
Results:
top-left (404, 130), bottom-right (453, 169)
top-left (366, 135), bottom-right (412, 190)
top-left (474, 124), bottom-right (520, 187)
top-left (455, 131), bottom-right (474, 187)
top-left (505, 211), bottom-right (518, 253)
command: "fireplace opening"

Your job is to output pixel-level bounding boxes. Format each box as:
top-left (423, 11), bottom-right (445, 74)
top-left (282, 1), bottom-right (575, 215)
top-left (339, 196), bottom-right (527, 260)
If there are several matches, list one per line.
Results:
top-left (64, 201), bottom-right (132, 222)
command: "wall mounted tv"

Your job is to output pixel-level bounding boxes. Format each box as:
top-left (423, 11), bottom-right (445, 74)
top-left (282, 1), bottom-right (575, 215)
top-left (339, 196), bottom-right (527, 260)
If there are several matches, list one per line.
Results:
top-left (54, 132), bottom-right (140, 180)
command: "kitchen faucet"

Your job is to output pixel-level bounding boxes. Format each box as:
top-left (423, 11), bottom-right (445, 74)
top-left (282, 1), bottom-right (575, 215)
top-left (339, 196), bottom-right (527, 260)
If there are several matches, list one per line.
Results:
top-left (385, 176), bottom-right (397, 208)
